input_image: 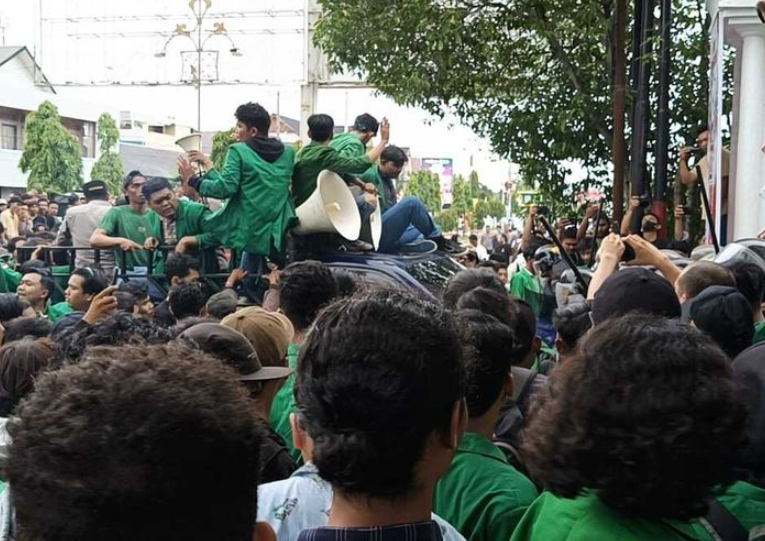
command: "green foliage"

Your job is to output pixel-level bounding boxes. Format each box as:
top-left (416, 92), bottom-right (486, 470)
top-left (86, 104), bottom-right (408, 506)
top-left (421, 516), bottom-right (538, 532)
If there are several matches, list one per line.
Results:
top-left (451, 175), bottom-right (472, 216)
top-left (315, 0), bottom-right (717, 211)
top-left (436, 207), bottom-right (460, 233)
top-left (19, 101), bottom-right (83, 194)
top-left (91, 113), bottom-right (124, 195)
top-left (474, 199), bottom-right (507, 225)
top-left (211, 128), bottom-right (237, 170)
top-left (405, 171), bottom-right (441, 213)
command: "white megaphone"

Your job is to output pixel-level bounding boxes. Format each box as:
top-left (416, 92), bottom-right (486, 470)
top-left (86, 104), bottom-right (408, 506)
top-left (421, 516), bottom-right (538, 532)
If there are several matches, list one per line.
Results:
top-left (369, 198), bottom-right (382, 250)
top-left (175, 133), bottom-right (202, 153)
top-left (293, 170), bottom-right (362, 241)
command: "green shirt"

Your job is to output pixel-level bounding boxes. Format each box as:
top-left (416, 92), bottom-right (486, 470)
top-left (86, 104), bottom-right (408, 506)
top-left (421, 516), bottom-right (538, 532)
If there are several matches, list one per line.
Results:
top-left (199, 142), bottom-right (296, 255)
top-left (754, 322), bottom-right (765, 345)
top-left (434, 432), bottom-right (538, 541)
top-left (48, 302), bottom-right (74, 323)
top-left (511, 491), bottom-right (704, 541)
top-left (510, 267), bottom-right (542, 318)
top-left (98, 206), bottom-right (161, 270)
top-left (292, 141), bottom-right (372, 207)
top-left (269, 342), bottom-right (301, 462)
top-left (0, 266), bottom-right (20, 294)
top-left (160, 199), bottom-right (219, 273)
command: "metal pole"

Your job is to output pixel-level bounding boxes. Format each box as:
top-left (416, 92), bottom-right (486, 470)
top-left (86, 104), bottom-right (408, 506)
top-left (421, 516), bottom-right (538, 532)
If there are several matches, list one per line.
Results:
top-left (653, 0), bottom-right (672, 240)
top-left (589, 198), bottom-right (605, 268)
top-left (612, 0), bottom-right (627, 225)
top-left (696, 166), bottom-right (720, 253)
top-left (628, 0), bottom-right (653, 234)
top-left (197, 0), bottom-right (203, 132)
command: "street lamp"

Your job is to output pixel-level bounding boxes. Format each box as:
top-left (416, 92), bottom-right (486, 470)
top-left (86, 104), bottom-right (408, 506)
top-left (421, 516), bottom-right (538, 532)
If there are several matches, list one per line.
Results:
top-left (155, 0), bottom-right (243, 132)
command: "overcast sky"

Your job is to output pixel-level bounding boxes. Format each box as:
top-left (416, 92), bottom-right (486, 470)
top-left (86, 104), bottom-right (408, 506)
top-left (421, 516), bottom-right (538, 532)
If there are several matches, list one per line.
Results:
top-left (0, 0), bottom-right (516, 191)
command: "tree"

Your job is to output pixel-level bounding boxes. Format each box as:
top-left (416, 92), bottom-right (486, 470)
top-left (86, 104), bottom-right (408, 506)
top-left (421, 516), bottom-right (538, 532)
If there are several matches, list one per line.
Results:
top-left (474, 199), bottom-right (507, 225)
top-left (436, 207), bottom-right (460, 233)
top-left (315, 0), bottom-right (716, 211)
top-left (19, 101), bottom-right (83, 194)
top-left (405, 171), bottom-right (441, 213)
top-left (210, 128), bottom-right (237, 170)
top-left (451, 174), bottom-right (472, 216)
top-left (90, 112), bottom-right (124, 195)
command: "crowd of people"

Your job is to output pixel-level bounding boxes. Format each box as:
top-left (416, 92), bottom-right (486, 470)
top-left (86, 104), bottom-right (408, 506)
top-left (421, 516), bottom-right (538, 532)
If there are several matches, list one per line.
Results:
top-left (0, 110), bottom-right (763, 540)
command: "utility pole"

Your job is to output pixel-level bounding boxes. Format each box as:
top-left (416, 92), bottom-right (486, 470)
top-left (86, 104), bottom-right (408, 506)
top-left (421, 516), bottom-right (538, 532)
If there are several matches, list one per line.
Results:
top-left (611, 0), bottom-right (627, 225)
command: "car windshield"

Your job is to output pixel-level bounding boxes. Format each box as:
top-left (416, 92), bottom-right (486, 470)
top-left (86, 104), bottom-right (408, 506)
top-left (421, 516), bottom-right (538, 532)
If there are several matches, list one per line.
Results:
top-left (406, 257), bottom-right (463, 296)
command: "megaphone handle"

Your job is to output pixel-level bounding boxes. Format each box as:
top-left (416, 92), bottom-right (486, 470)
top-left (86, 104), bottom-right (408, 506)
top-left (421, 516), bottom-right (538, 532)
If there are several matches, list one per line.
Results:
top-left (325, 203), bottom-right (341, 212)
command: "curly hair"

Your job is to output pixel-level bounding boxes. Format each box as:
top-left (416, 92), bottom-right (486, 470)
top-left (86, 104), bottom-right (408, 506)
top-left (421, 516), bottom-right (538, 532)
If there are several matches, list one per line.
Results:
top-left (522, 315), bottom-right (746, 521)
top-left (4, 344), bottom-right (263, 541)
top-left (54, 312), bottom-right (174, 366)
top-left (168, 282), bottom-right (208, 320)
top-left (279, 261), bottom-right (338, 331)
top-left (296, 291), bottom-right (465, 499)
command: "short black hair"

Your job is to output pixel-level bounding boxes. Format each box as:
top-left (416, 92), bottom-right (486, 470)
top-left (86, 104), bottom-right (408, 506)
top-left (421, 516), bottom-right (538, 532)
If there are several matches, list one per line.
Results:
top-left (297, 292), bottom-right (465, 499)
top-left (4, 317), bottom-right (52, 343)
top-left (468, 234), bottom-right (478, 243)
top-left (118, 280), bottom-right (149, 301)
top-left (23, 270), bottom-right (55, 301)
top-left (552, 301), bottom-right (593, 349)
top-left (235, 102), bottom-right (270, 134)
top-left (380, 146), bottom-right (408, 167)
top-left (724, 260), bottom-right (765, 312)
top-left (442, 268), bottom-right (505, 310)
top-left (71, 267), bottom-right (110, 296)
top-left (561, 225), bottom-right (578, 240)
top-left (695, 124), bottom-right (710, 138)
top-left (455, 309), bottom-right (514, 418)
top-left (0, 293), bottom-right (31, 323)
top-left (279, 261), bottom-right (338, 331)
top-left (6, 344), bottom-right (264, 541)
top-left (168, 282), bottom-right (208, 320)
top-left (523, 237), bottom-right (549, 260)
top-left (307, 114), bottom-right (334, 143)
top-left (352, 113), bottom-right (379, 135)
top-left (165, 253), bottom-right (201, 283)
top-left (142, 176), bottom-right (173, 202)
top-left (523, 315), bottom-right (746, 521)
top-left (676, 261), bottom-right (735, 300)
top-left (577, 237), bottom-right (594, 253)
top-left (123, 170), bottom-right (145, 190)
top-left (0, 338), bottom-right (56, 416)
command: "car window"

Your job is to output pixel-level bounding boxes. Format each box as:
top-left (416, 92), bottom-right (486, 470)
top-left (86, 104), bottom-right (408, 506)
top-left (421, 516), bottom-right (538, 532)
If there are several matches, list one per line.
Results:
top-left (406, 257), bottom-right (463, 296)
top-left (328, 267), bottom-right (403, 292)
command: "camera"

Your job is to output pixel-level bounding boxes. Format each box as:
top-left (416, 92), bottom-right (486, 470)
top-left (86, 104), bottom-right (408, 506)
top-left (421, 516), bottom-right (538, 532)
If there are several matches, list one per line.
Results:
top-left (621, 243), bottom-right (636, 262)
top-left (536, 205), bottom-right (550, 217)
top-left (681, 206), bottom-right (691, 215)
top-left (637, 194), bottom-right (652, 208)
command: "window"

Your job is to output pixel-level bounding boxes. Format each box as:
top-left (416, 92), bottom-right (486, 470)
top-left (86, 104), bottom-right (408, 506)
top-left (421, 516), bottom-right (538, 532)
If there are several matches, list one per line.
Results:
top-left (81, 122), bottom-right (95, 158)
top-left (1, 124), bottom-right (18, 150)
top-left (406, 257), bottom-right (463, 296)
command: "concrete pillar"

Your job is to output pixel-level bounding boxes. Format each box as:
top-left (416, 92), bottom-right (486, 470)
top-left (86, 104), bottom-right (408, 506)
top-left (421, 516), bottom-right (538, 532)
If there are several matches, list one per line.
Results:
top-left (732, 27), bottom-right (765, 238)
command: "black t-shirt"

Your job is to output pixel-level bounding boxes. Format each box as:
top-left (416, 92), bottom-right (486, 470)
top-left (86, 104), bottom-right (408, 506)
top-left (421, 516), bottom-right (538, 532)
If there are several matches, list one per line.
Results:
top-left (261, 425), bottom-right (297, 483)
top-left (154, 300), bottom-right (176, 327)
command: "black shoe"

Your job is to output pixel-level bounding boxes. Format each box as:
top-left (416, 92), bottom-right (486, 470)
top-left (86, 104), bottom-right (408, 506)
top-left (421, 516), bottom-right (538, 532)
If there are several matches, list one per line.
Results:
top-left (435, 236), bottom-right (467, 255)
top-left (400, 240), bottom-right (438, 257)
top-left (343, 240), bottom-right (374, 252)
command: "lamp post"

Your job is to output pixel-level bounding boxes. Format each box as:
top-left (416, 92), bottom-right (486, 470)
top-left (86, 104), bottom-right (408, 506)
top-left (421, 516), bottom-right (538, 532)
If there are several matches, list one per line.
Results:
top-left (155, 0), bottom-right (242, 132)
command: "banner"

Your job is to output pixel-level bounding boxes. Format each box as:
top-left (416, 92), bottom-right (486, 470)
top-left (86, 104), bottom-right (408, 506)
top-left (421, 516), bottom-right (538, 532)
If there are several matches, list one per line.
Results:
top-left (421, 158), bottom-right (454, 207)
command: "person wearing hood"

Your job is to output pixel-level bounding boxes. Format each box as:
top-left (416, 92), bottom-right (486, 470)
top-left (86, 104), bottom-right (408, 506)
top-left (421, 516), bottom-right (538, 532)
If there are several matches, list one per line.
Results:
top-left (178, 102), bottom-right (295, 302)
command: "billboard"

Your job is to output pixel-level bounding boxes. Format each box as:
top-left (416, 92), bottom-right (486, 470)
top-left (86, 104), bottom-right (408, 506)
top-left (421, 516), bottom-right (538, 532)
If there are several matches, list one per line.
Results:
top-left (421, 158), bottom-right (454, 207)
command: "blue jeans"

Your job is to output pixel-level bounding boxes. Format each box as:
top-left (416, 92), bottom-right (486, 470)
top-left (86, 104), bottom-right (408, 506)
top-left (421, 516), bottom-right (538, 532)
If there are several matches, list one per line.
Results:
top-left (379, 197), bottom-right (441, 254)
top-left (240, 252), bottom-right (267, 304)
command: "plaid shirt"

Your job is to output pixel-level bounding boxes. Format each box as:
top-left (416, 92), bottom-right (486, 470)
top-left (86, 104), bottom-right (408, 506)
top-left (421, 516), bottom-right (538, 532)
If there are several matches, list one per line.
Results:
top-left (297, 522), bottom-right (444, 541)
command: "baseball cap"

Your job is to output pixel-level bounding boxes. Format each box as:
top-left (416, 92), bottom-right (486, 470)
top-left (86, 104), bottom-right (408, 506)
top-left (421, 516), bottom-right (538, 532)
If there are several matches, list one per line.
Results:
top-left (82, 180), bottom-right (108, 199)
top-left (179, 323), bottom-right (292, 382)
top-left (689, 285), bottom-right (754, 358)
top-left (221, 306), bottom-right (295, 368)
top-left (591, 268), bottom-right (681, 325)
top-left (206, 289), bottom-right (239, 320)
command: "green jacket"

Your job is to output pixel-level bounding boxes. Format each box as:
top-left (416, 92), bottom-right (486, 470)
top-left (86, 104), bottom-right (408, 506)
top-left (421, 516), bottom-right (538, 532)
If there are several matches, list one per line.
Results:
top-left (433, 432), bottom-right (538, 541)
top-left (198, 143), bottom-right (296, 256)
top-left (269, 343), bottom-right (302, 463)
top-left (511, 491), bottom-right (706, 541)
top-left (292, 141), bottom-right (372, 207)
top-left (159, 199), bottom-right (219, 272)
top-left (329, 132), bottom-right (367, 184)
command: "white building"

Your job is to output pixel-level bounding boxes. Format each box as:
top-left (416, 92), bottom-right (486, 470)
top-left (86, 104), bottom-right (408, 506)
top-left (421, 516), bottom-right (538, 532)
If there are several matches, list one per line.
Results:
top-left (706, 1), bottom-right (765, 239)
top-left (0, 46), bottom-right (110, 196)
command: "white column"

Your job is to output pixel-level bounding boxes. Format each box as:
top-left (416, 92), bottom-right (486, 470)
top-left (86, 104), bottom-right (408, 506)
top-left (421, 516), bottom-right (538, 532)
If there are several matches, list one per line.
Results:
top-left (733, 27), bottom-right (765, 238)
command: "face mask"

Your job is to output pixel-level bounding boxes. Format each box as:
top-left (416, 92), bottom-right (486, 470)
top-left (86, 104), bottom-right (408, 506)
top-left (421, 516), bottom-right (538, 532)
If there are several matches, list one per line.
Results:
top-left (642, 222), bottom-right (658, 233)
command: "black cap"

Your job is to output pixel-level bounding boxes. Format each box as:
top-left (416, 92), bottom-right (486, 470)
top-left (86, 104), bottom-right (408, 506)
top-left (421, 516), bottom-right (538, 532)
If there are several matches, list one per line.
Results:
top-left (592, 268), bottom-right (681, 325)
top-left (732, 341), bottom-right (765, 486)
top-left (179, 323), bottom-right (292, 382)
top-left (82, 180), bottom-right (108, 199)
top-left (689, 285), bottom-right (754, 358)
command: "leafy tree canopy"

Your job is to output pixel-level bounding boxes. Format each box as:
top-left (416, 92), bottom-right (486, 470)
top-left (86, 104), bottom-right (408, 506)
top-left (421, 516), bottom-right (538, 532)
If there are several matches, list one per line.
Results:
top-left (91, 112), bottom-right (124, 195)
top-left (19, 101), bottom-right (83, 194)
top-left (405, 171), bottom-right (441, 213)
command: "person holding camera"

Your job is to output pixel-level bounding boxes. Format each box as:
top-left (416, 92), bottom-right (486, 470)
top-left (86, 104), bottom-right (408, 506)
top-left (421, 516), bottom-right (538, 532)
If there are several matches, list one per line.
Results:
top-left (620, 195), bottom-right (669, 248)
top-left (679, 124), bottom-right (730, 242)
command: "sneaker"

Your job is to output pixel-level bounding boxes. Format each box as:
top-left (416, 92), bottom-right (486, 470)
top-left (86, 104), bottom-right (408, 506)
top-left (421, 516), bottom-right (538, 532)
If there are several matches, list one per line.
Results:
top-left (434, 236), bottom-right (468, 256)
top-left (343, 240), bottom-right (374, 252)
top-left (400, 239), bottom-right (438, 257)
